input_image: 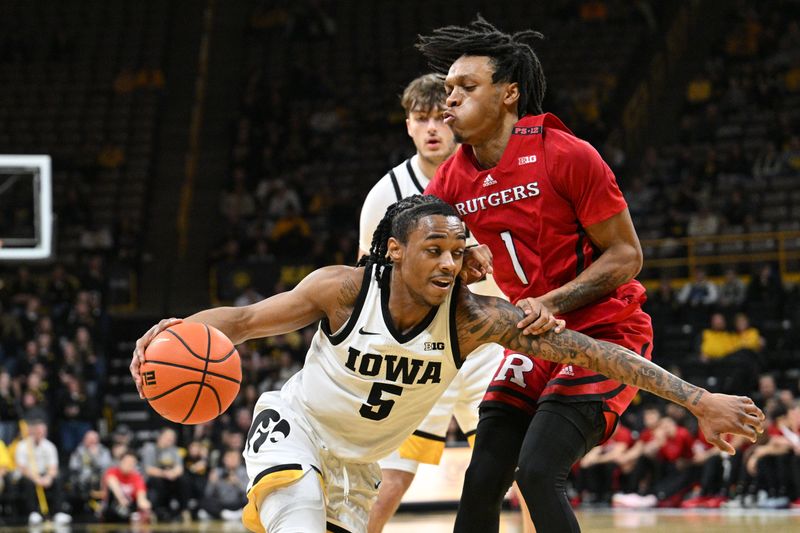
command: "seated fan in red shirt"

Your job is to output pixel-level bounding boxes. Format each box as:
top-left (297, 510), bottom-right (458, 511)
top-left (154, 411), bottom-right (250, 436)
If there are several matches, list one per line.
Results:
top-left (103, 451), bottom-right (152, 523)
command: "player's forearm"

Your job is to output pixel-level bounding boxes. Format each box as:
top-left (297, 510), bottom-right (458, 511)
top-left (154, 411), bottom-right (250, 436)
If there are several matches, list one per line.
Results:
top-left (462, 295), bottom-right (705, 411)
top-left (539, 244), bottom-right (641, 315)
top-left (185, 307), bottom-right (249, 345)
top-left (521, 328), bottom-right (705, 411)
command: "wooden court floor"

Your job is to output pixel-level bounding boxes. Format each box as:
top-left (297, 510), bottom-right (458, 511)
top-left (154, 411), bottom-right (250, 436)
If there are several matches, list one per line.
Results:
top-left (0, 509), bottom-right (799, 532)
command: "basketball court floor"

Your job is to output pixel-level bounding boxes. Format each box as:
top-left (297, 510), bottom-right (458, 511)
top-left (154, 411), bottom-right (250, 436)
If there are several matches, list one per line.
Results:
top-left (1, 510), bottom-right (798, 532)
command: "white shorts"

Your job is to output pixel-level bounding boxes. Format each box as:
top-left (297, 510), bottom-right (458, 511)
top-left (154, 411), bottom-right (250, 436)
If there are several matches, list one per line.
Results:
top-left (242, 391), bottom-right (381, 533)
top-left (378, 343), bottom-right (500, 473)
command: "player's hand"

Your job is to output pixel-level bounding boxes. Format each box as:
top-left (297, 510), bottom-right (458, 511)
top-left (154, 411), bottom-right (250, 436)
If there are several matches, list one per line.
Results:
top-left (515, 297), bottom-right (565, 335)
top-left (131, 317), bottom-right (183, 399)
top-left (691, 392), bottom-right (765, 454)
top-left (460, 244), bottom-right (493, 284)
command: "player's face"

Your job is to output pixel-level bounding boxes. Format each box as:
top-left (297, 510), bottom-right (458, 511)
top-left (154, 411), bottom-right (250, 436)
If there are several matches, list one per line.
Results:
top-left (390, 215), bottom-right (466, 307)
top-left (444, 56), bottom-right (514, 145)
top-left (406, 106), bottom-right (457, 166)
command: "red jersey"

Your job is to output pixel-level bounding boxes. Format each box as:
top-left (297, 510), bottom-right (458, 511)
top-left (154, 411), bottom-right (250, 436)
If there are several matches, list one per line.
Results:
top-left (427, 113), bottom-right (653, 440)
top-left (426, 113), bottom-right (647, 331)
top-left (104, 466), bottom-right (146, 501)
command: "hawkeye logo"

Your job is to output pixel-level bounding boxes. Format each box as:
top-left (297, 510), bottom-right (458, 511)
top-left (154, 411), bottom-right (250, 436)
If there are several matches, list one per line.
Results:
top-left (246, 409), bottom-right (291, 454)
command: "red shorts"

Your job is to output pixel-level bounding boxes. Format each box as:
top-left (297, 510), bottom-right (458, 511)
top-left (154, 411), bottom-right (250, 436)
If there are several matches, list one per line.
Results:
top-left (482, 307), bottom-right (653, 442)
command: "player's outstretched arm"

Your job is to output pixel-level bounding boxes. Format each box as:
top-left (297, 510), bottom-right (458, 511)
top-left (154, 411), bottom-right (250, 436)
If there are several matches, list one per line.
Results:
top-left (454, 288), bottom-right (765, 453)
top-left (183, 265), bottom-right (362, 344)
top-left (130, 266), bottom-right (364, 397)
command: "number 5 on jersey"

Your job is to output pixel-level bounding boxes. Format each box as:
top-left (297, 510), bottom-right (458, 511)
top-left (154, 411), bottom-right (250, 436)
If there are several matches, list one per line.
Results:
top-left (360, 382), bottom-right (403, 420)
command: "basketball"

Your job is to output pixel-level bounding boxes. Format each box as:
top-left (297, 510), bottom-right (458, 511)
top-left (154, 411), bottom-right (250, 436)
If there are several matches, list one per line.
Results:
top-left (141, 322), bottom-right (242, 424)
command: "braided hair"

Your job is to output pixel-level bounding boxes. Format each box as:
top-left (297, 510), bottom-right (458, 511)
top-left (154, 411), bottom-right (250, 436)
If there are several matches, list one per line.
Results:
top-left (357, 195), bottom-right (460, 280)
top-left (416, 15), bottom-right (547, 116)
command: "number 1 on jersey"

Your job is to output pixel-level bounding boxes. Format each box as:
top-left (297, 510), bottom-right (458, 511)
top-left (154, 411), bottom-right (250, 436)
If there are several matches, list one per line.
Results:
top-left (500, 230), bottom-right (529, 284)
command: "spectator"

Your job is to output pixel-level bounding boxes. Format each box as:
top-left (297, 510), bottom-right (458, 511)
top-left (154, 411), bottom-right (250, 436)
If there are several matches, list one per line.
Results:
top-left (578, 423), bottom-right (635, 505)
top-left (57, 374), bottom-right (96, 456)
top-left (745, 403), bottom-right (796, 508)
top-left (68, 430), bottom-right (112, 515)
top-left (700, 313), bottom-right (761, 394)
top-left (198, 449), bottom-right (248, 521)
top-left (103, 451), bottom-right (152, 523)
top-left (14, 418), bottom-right (72, 525)
top-left (677, 269), bottom-right (719, 309)
top-left (676, 269), bottom-right (719, 325)
top-left (745, 264), bottom-right (785, 320)
top-left (140, 428), bottom-right (189, 521)
top-left (687, 204), bottom-right (721, 237)
top-left (220, 173), bottom-right (257, 221)
top-left (700, 313), bottom-right (737, 361)
top-left (261, 179), bottom-right (302, 218)
top-left (634, 415), bottom-right (696, 508)
top-left (733, 313), bottom-right (764, 354)
top-left (234, 285), bottom-right (265, 307)
top-left (0, 370), bottom-right (17, 444)
top-left (718, 268), bottom-right (747, 310)
top-left (752, 142), bottom-right (784, 179)
top-left (0, 437), bottom-right (11, 502)
top-left (753, 374), bottom-right (778, 408)
top-left (184, 440), bottom-right (210, 516)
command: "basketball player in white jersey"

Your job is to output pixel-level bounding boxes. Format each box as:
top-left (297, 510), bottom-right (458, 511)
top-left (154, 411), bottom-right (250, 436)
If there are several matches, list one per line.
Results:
top-left (131, 196), bottom-right (764, 533)
top-left (358, 74), bottom-right (529, 532)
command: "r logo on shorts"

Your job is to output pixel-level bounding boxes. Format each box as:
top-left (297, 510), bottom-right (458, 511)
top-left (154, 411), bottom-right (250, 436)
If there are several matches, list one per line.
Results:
top-left (492, 353), bottom-right (534, 388)
top-left (247, 409), bottom-right (291, 454)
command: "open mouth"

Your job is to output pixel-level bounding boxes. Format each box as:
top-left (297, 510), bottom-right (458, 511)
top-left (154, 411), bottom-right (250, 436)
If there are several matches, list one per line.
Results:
top-left (443, 111), bottom-right (455, 125)
top-left (430, 278), bottom-right (453, 290)
top-left (426, 138), bottom-right (441, 148)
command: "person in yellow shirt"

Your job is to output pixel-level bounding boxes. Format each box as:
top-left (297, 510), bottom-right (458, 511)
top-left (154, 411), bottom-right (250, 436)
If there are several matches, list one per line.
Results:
top-left (733, 313), bottom-right (764, 353)
top-left (700, 313), bottom-right (738, 361)
top-left (0, 438), bottom-right (12, 495)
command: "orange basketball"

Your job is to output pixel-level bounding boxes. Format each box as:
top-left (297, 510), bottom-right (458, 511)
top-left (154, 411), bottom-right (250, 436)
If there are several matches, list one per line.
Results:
top-left (141, 322), bottom-right (241, 424)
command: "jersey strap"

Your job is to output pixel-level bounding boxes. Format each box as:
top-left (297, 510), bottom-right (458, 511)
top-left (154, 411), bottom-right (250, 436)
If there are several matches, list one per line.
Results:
top-left (406, 159), bottom-right (425, 193)
top-left (388, 170), bottom-right (403, 202)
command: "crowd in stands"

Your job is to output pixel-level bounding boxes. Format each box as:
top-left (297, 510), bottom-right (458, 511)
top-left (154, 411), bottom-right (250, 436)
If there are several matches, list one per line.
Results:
top-left (627, 0), bottom-right (800, 276)
top-left (2, 0), bottom-right (800, 526)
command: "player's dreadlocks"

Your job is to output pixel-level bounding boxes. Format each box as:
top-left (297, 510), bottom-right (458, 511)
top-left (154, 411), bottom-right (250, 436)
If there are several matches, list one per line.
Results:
top-left (416, 15), bottom-right (547, 116)
top-left (357, 195), bottom-right (460, 280)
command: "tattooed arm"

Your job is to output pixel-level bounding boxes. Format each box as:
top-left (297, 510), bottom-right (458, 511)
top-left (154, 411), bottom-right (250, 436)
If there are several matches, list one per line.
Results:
top-left (538, 210), bottom-right (642, 315)
top-left (455, 286), bottom-right (765, 452)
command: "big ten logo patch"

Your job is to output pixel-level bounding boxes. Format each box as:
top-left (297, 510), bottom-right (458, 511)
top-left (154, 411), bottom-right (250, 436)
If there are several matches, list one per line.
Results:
top-left (424, 342), bottom-right (445, 351)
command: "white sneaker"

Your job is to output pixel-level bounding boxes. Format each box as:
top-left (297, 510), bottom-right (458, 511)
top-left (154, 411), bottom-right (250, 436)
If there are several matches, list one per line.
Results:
top-left (28, 512), bottom-right (44, 525)
top-left (220, 508), bottom-right (243, 521)
top-left (197, 509), bottom-right (211, 521)
top-left (53, 512), bottom-right (73, 525)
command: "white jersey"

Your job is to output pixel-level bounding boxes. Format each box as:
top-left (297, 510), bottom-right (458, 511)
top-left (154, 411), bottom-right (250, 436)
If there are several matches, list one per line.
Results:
top-left (359, 155), bottom-right (428, 253)
top-left (282, 265), bottom-right (462, 463)
top-left (359, 154), bottom-right (506, 299)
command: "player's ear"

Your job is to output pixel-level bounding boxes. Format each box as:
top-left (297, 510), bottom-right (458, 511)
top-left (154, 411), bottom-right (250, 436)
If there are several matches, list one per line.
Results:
top-left (503, 82), bottom-right (520, 108)
top-left (387, 237), bottom-right (404, 262)
top-left (405, 117), bottom-right (413, 137)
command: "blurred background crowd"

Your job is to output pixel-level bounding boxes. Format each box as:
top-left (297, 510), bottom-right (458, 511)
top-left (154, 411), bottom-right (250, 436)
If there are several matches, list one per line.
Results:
top-left (0, 0), bottom-right (799, 525)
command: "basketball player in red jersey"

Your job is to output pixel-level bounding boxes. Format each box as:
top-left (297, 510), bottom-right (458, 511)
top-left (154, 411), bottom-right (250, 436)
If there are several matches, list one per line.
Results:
top-left (418, 17), bottom-right (672, 532)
